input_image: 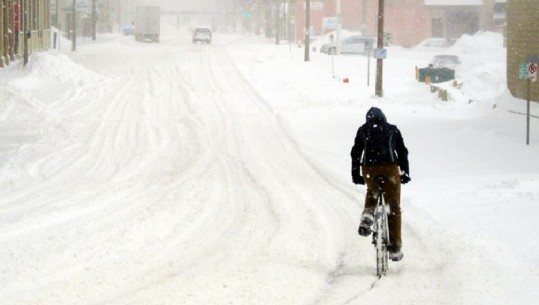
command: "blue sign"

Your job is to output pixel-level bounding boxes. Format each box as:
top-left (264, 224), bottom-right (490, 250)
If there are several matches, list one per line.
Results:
top-left (373, 48), bottom-right (387, 59)
top-left (323, 17), bottom-right (338, 30)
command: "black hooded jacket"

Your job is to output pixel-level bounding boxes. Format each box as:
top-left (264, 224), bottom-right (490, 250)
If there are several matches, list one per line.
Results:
top-left (350, 107), bottom-right (409, 175)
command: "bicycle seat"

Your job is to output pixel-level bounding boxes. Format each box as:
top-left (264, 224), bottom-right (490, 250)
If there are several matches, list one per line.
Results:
top-left (374, 175), bottom-right (387, 189)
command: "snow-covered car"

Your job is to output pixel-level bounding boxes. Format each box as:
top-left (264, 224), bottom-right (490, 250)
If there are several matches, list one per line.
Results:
top-left (430, 55), bottom-right (461, 69)
top-left (320, 36), bottom-right (375, 55)
top-left (192, 28), bottom-right (212, 44)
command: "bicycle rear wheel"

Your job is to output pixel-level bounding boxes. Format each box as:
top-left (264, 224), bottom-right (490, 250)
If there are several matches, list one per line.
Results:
top-left (374, 205), bottom-right (389, 277)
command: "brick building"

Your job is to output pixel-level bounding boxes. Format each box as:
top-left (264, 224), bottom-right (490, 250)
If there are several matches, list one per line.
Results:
top-left (1, 0), bottom-right (51, 68)
top-left (506, 0), bottom-right (538, 102)
top-left (54, 0), bottom-right (122, 38)
top-left (294, 0), bottom-right (505, 47)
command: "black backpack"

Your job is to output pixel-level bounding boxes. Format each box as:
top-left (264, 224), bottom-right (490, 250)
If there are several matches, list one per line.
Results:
top-left (362, 121), bottom-right (397, 165)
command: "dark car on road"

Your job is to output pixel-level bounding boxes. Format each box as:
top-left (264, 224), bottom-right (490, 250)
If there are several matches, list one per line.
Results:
top-left (192, 28), bottom-right (212, 44)
top-left (122, 23), bottom-right (134, 35)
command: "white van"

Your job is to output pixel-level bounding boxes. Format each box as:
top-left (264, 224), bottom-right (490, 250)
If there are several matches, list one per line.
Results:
top-left (321, 36), bottom-right (375, 55)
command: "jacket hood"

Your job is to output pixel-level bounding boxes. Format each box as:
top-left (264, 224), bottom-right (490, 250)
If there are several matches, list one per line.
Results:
top-left (365, 107), bottom-right (387, 123)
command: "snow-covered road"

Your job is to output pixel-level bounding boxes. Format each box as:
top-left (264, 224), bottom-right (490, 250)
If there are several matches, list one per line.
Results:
top-left (1, 33), bottom-right (359, 304)
top-left (1, 27), bottom-right (538, 305)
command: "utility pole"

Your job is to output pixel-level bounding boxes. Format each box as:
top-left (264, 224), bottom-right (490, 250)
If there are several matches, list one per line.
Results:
top-left (254, 0), bottom-right (261, 35)
top-left (336, 0), bottom-right (341, 54)
top-left (304, 0), bottom-right (310, 61)
top-left (375, 0), bottom-right (385, 97)
top-left (287, 0), bottom-right (292, 51)
top-left (92, 0), bottom-right (96, 41)
top-left (275, 0), bottom-right (280, 44)
top-left (265, 1), bottom-right (271, 37)
top-left (57, 0), bottom-right (60, 28)
top-left (57, 0), bottom-right (62, 51)
top-left (106, 0), bottom-right (110, 33)
top-left (71, 0), bottom-right (76, 51)
top-left (10, 0), bottom-right (17, 60)
top-left (23, 0), bottom-right (29, 66)
top-left (1, 0), bottom-right (7, 67)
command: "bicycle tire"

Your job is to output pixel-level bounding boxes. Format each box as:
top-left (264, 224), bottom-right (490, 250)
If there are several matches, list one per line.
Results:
top-left (374, 199), bottom-right (389, 277)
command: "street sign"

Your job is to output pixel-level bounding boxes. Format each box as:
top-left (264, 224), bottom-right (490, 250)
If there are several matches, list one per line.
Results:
top-left (305, 1), bottom-right (324, 10)
top-left (311, 1), bottom-right (324, 10)
top-left (528, 63), bottom-right (537, 81)
top-left (520, 63), bottom-right (529, 80)
top-left (523, 62), bottom-right (537, 145)
top-left (323, 17), bottom-right (338, 30)
top-left (373, 48), bottom-right (387, 59)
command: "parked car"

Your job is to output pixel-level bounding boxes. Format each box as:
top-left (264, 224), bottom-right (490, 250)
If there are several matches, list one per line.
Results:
top-left (192, 28), bottom-right (212, 44)
top-left (320, 36), bottom-right (375, 55)
top-left (430, 55), bottom-right (461, 69)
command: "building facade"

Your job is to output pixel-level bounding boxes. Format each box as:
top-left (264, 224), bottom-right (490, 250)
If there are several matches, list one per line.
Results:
top-left (506, 0), bottom-right (538, 102)
top-left (293, 0), bottom-right (506, 47)
top-left (53, 0), bottom-right (122, 39)
top-left (1, 0), bottom-right (52, 67)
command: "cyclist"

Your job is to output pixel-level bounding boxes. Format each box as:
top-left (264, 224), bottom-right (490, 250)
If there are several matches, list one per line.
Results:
top-left (350, 107), bottom-right (410, 261)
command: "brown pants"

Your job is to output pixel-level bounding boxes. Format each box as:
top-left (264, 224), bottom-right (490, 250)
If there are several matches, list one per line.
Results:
top-left (362, 163), bottom-right (402, 249)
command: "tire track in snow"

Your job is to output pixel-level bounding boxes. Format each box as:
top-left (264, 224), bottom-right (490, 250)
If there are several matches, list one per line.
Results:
top-left (168, 47), bottom-right (366, 304)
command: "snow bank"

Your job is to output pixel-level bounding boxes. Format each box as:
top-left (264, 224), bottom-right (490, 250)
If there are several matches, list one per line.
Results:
top-left (451, 32), bottom-right (507, 103)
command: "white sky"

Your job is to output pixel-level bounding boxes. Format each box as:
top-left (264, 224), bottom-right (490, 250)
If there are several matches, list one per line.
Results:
top-left (128, 0), bottom-right (222, 11)
top-left (425, 0), bottom-right (483, 5)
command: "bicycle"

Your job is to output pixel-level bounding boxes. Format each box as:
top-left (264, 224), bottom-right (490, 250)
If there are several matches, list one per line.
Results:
top-left (372, 175), bottom-right (390, 278)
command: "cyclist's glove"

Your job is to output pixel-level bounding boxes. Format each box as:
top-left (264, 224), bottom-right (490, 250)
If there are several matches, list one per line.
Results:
top-left (400, 174), bottom-right (411, 184)
top-left (352, 168), bottom-right (365, 185)
top-left (353, 175), bottom-right (365, 185)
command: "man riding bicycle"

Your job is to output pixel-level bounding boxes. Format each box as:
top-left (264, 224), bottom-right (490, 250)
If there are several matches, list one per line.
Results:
top-left (350, 107), bottom-right (410, 261)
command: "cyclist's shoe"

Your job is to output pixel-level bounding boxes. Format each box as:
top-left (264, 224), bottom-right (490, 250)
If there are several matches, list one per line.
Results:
top-left (360, 212), bottom-right (374, 227)
top-left (358, 225), bottom-right (371, 236)
top-left (388, 246), bottom-right (403, 262)
top-left (358, 213), bottom-right (374, 237)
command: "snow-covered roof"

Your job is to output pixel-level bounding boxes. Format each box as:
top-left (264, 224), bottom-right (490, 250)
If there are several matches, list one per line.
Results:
top-left (425, 0), bottom-right (483, 5)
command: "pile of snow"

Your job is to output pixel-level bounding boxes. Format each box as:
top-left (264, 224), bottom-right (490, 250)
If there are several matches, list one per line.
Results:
top-left (0, 82), bottom-right (44, 122)
top-left (6, 52), bottom-right (104, 93)
top-left (451, 32), bottom-right (507, 102)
